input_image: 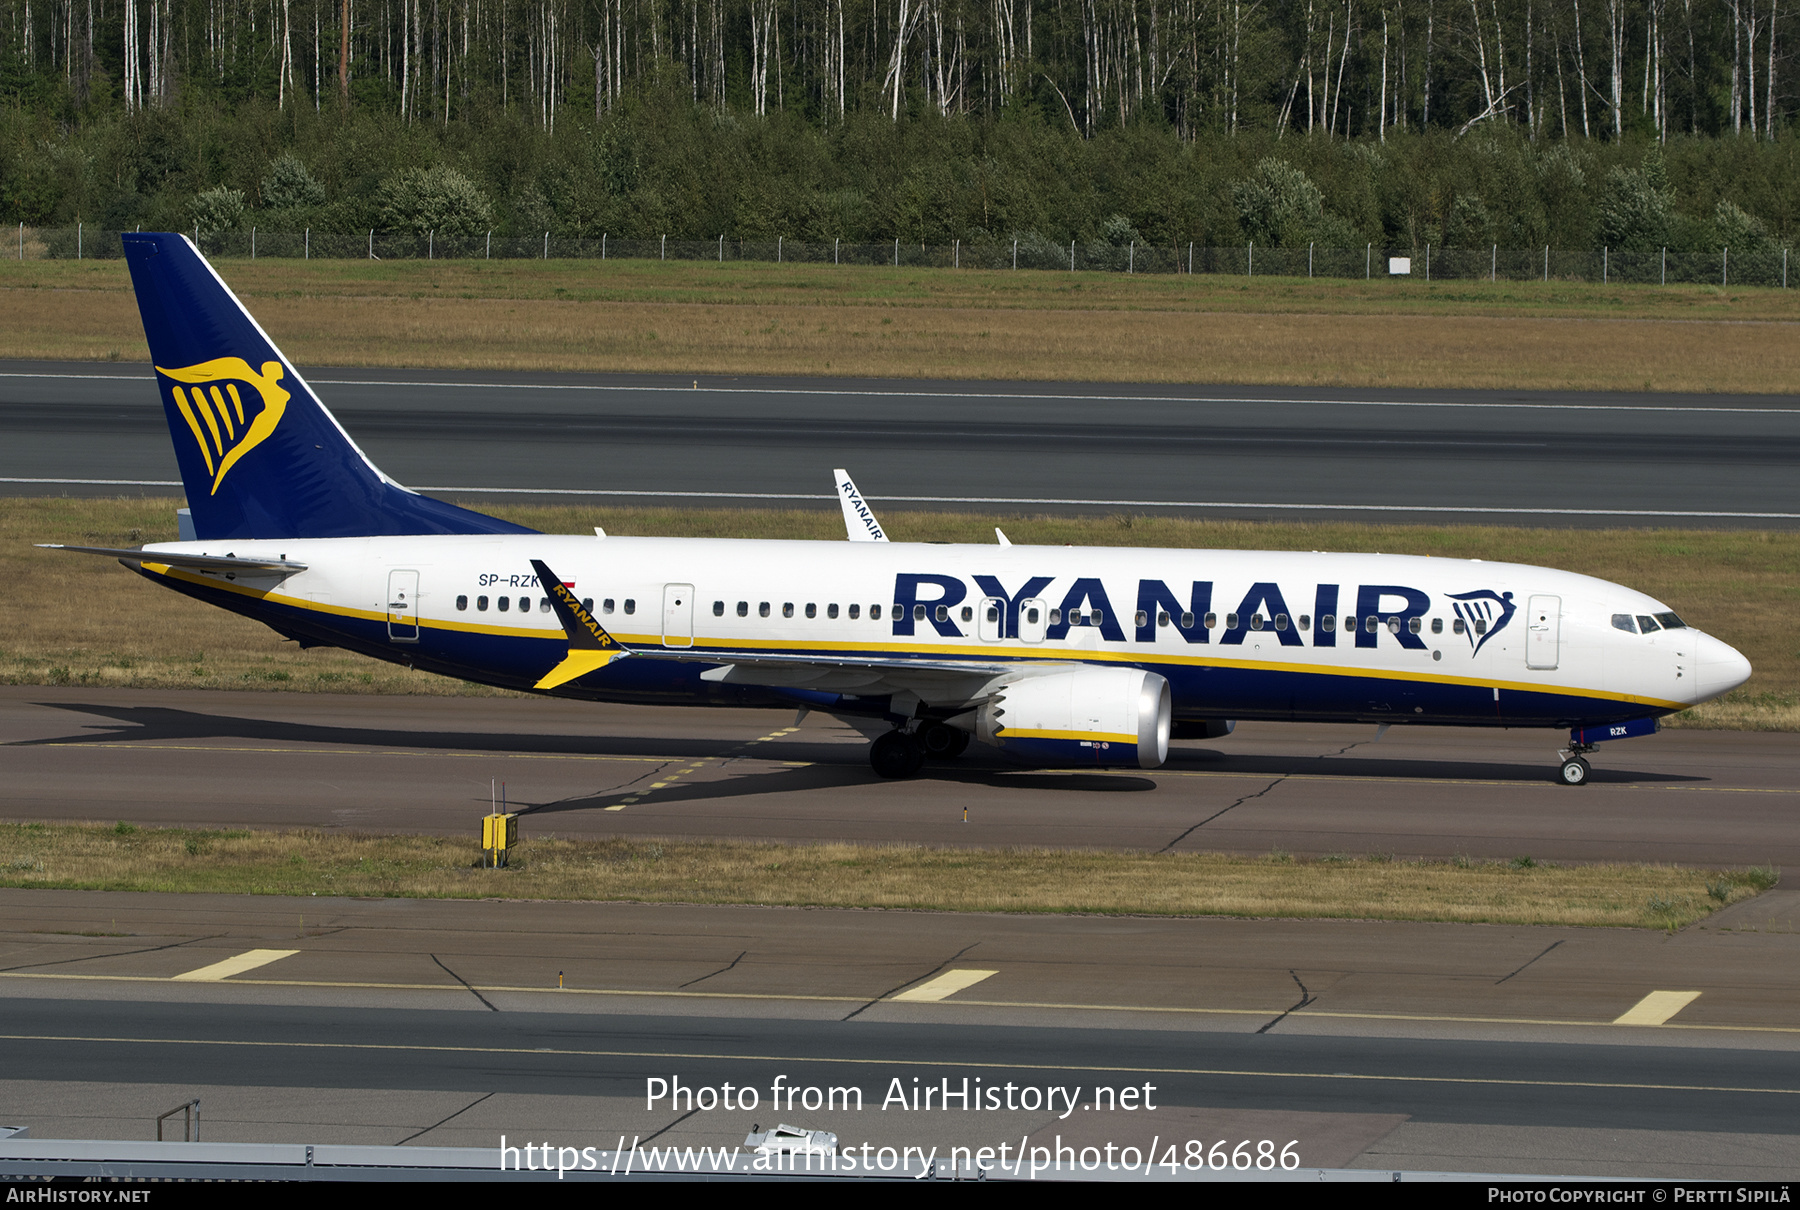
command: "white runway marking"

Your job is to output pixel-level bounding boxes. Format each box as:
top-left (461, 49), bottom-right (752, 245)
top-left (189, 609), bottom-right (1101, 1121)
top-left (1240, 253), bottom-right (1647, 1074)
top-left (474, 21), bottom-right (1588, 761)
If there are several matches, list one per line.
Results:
top-left (891, 969), bottom-right (999, 1002)
top-left (1613, 990), bottom-right (1703, 1026)
top-left (170, 948), bottom-right (301, 982)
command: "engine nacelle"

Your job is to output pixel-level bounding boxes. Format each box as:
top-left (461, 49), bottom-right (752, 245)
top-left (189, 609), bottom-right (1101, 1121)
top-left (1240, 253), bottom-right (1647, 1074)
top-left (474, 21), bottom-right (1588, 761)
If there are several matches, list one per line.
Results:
top-left (958, 667), bottom-right (1172, 769)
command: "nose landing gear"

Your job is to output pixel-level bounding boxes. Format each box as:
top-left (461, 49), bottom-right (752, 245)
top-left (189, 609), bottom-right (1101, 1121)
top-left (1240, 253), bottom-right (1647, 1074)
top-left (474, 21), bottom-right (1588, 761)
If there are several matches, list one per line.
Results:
top-left (1557, 742), bottom-right (1597, 786)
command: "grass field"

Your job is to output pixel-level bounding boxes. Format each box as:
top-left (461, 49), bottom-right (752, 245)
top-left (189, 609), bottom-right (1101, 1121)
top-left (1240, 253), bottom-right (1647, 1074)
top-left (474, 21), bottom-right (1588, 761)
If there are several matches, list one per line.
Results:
top-left (4, 258), bottom-right (1799, 391)
top-left (5, 496), bottom-right (1794, 728)
top-left (0, 821), bottom-right (1778, 929)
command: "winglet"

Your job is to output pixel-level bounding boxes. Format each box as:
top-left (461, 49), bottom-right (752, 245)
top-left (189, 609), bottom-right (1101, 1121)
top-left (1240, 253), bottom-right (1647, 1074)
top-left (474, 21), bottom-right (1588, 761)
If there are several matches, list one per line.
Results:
top-left (530, 558), bottom-right (630, 689)
top-left (834, 469), bottom-right (887, 542)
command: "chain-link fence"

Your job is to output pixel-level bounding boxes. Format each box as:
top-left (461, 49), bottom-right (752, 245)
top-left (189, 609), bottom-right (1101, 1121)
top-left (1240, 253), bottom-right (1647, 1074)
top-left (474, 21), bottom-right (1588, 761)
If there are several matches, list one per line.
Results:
top-left (12, 224), bottom-right (1794, 287)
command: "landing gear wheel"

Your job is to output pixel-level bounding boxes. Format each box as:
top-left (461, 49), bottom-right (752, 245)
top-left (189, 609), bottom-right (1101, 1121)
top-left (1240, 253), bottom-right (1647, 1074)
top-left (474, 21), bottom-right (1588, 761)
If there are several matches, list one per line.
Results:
top-left (1559, 756), bottom-right (1591, 786)
top-left (918, 722), bottom-right (970, 760)
top-left (870, 730), bottom-right (925, 779)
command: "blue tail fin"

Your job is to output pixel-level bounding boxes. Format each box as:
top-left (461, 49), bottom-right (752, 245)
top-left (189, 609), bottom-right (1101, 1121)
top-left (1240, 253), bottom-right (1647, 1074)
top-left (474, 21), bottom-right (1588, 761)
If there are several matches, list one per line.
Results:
top-left (122, 232), bottom-right (534, 541)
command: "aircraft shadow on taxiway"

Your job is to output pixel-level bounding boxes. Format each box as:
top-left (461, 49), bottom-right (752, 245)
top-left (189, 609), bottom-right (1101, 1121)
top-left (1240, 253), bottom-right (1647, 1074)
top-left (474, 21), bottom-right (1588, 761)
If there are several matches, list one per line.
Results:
top-left (22, 702), bottom-right (1707, 804)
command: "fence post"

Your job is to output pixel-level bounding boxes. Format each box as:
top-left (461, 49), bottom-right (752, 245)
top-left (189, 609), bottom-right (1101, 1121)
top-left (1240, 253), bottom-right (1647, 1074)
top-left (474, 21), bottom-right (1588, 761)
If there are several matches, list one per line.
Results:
top-left (1129, 240), bottom-right (1134, 274)
top-left (1188, 242), bottom-right (1193, 275)
top-left (599, 233), bottom-right (604, 261)
top-left (835, 238), bottom-right (839, 265)
top-left (1662, 246), bottom-right (1666, 285)
top-left (1543, 245), bottom-right (1548, 282)
top-left (1011, 238), bottom-right (1017, 270)
top-left (1308, 242), bottom-right (1313, 277)
top-left (1603, 246), bottom-right (1607, 283)
top-left (428, 229), bottom-right (433, 260)
top-left (305, 228), bottom-right (310, 260)
top-left (1491, 244), bottom-right (1496, 282)
top-left (488, 230), bottom-right (493, 259)
top-left (19, 222), bottom-right (23, 261)
top-left (369, 229), bottom-right (374, 260)
top-left (1366, 243), bottom-right (1371, 279)
top-left (1425, 243), bottom-right (1430, 281)
top-left (955, 239), bottom-right (959, 269)
top-left (895, 238), bottom-right (900, 267)
top-left (719, 235), bottom-right (723, 263)
top-left (1071, 240), bottom-right (1075, 272)
top-left (1785, 247), bottom-right (1789, 289)
top-left (77, 221), bottom-right (81, 259)
top-left (1723, 247), bottom-right (1729, 287)
top-left (1248, 241), bottom-right (1253, 277)
top-left (252, 226), bottom-right (256, 259)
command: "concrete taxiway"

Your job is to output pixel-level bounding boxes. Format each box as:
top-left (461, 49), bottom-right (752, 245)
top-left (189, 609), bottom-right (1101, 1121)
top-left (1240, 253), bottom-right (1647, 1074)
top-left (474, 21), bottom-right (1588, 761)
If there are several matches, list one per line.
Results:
top-left (0, 889), bottom-right (1796, 1177)
top-left (3, 687), bottom-right (1794, 864)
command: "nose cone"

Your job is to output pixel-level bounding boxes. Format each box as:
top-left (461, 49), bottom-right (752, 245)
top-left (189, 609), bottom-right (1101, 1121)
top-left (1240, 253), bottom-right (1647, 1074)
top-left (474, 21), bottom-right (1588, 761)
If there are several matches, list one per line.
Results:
top-left (1690, 631), bottom-right (1753, 704)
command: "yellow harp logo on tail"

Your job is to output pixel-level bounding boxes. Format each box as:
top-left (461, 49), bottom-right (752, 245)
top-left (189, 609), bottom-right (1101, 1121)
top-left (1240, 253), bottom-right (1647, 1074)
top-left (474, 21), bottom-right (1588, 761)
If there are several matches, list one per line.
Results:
top-left (155, 358), bottom-right (291, 495)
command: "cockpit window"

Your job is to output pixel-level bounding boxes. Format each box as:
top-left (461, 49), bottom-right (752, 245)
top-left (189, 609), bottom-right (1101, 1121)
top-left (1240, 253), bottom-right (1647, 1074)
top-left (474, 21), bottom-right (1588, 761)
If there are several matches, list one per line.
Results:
top-left (1653, 612), bottom-right (1687, 630)
top-left (1637, 614), bottom-right (1662, 633)
top-left (1612, 614), bottom-right (1638, 634)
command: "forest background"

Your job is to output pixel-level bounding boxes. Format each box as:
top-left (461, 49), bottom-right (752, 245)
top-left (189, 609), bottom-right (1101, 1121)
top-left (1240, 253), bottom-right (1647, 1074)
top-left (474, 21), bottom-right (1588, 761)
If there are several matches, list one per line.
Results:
top-left (2, 0), bottom-right (1799, 255)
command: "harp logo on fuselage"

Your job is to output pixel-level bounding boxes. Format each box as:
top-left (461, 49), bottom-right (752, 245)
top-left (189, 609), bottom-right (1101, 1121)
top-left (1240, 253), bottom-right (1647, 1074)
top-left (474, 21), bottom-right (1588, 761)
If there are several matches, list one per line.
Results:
top-left (155, 358), bottom-right (291, 495)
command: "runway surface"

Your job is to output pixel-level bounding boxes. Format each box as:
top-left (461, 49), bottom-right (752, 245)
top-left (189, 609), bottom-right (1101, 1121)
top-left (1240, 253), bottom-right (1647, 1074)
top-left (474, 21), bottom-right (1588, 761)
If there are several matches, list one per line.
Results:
top-left (1, 889), bottom-right (1796, 1176)
top-left (4, 362), bottom-right (1799, 525)
top-left (4, 687), bottom-right (1796, 864)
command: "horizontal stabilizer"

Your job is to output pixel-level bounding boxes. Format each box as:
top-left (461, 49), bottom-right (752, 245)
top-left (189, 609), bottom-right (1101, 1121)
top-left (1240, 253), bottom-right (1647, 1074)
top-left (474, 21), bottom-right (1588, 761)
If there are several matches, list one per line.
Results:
top-left (37, 544), bottom-right (307, 573)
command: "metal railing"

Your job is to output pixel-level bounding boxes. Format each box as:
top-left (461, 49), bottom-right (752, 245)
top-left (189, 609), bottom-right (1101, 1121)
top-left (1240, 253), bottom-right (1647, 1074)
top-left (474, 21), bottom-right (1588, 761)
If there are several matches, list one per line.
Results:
top-left (12, 224), bottom-right (1793, 288)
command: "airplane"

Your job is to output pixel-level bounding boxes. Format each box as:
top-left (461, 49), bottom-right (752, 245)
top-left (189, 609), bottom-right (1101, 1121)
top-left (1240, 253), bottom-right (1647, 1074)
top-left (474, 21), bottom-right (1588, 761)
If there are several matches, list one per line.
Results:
top-left (42, 233), bottom-right (1753, 786)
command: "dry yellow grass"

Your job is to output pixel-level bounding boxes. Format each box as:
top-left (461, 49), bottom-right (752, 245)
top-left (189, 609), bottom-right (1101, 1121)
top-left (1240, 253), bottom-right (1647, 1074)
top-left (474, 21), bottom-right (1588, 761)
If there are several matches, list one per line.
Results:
top-left (0, 821), bottom-right (1777, 928)
top-left (5, 498), bottom-right (1793, 725)
top-left (4, 258), bottom-right (1799, 391)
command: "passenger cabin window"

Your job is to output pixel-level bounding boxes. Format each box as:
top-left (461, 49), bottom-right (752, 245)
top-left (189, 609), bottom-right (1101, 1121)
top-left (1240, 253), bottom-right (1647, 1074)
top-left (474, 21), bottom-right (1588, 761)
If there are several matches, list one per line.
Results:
top-left (456, 595), bottom-right (468, 611)
top-left (1049, 608), bottom-right (1062, 625)
top-left (783, 603), bottom-right (795, 618)
top-left (1226, 614), bottom-right (1240, 630)
top-left (1431, 618), bottom-right (1443, 634)
top-left (914, 605), bottom-right (926, 622)
top-left (1321, 615), bottom-right (1335, 632)
top-left (1025, 607), bottom-right (1041, 624)
top-left (871, 605), bottom-right (882, 620)
top-left (828, 604), bottom-right (839, 619)
top-left (1137, 611), bottom-right (1150, 628)
top-left (581, 599), bottom-right (593, 613)
top-left (1345, 616), bottom-right (1357, 632)
top-left (759, 602), bottom-right (770, 618)
top-left (848, 604), bottom-right (860, 620)
top-left (1612, 614), bottom-right (1638, 633)
top-left (935, 605), bottom-right (949, 623)
top-left (603, 599), bottom-right (615, 614)
top-left (623, 599), bottom-right (636, 615)
top-left (498, 596), bottom-right (510, 612)
top-left (477, 596), bottom-right (489, 611)
top-left (1181, 612), bottom-right (1195, 629)
top-left (540, 598), bottom-right (550, 613)
top-left (1408, 617), bottom-right (1422, 634)
top-left (1474, 618), bottom-right (1488, 634)
top-left (1364, 616), bottom-right (1377, 633)
top-left (805, 603), bottom-right (816, 619)
top-left (519, 597), bottom-right (530, 612)
top-left (1387, 618), bottom-right (1402, 634)
top-left (1250, 614), bottom-right (1264, 630)
top-left (713, 601), bottom-right (725, 616)
top-left (1204, 612), bottom-right (1217, 629)
top-left (1275, 614), bottom-right (1289, 631)
top-left (1453, 618), bottom-right (1466, 635)
top-left (1299, 615), bottom-right (1310, 631)
top-left (988, 605), bottom-right (1002, 623)
top-left (960, 606), bottom-right (973, 623)
top-left (737, 601), bottom-right (748, 617)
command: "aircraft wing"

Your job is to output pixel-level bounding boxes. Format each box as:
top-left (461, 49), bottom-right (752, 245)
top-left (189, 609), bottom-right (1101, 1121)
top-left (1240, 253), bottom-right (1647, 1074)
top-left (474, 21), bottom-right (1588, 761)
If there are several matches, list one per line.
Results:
top-left (531, 557), bottom-right (1049, 706)
top-left (37, 544), bottom-right (309, 574)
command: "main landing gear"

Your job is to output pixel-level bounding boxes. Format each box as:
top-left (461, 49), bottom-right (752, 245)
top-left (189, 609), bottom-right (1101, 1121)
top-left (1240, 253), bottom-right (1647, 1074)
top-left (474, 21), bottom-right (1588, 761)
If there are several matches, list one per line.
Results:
top-left (869, 722), bottom-right (969, 779)
top-left (1557, 742), bottom-right (1597, 786)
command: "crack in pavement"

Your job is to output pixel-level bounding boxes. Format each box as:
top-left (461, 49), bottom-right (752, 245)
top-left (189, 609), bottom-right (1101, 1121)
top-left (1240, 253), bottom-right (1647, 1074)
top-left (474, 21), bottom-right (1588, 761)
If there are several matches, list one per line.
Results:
top-left (1256, 970), bottom-right (1316, 1034)
top-left (395, 1091), bottom-right (496, 1145)
top-left (1494, 940), bottom-right (1566, 985)
top-left (0, 932), bottom-right (230, 973)
top-left (1158, 776), bottom-right (1287, 853)
top-left (841, 941), bottom-right (982, 1022)
top-left (432, 954), bottom-right (500, 1012)
top-left (679, 950), bottom-right (749, 989)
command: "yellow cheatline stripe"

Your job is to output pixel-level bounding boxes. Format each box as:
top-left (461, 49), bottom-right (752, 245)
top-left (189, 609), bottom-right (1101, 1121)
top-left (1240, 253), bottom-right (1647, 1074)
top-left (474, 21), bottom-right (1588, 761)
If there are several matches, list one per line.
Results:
top-left (169, 948), bottom-right (300, 982)
top-left (1002, 728), bottom-right (1138, 745)
top-left (0, 1029), bottom-right (1792, 1095)
top-left (137, 581), bottom-right (1684, 714)
top-left (1614, 990), bottom-right (1703, 1026)
top-left (891, 969), bottom-right (999, 1002)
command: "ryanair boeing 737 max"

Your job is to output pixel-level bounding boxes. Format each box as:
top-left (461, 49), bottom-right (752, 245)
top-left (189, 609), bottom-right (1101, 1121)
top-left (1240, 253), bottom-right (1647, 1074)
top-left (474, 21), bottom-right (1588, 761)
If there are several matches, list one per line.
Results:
top-left (42, 234), bottom-right (1753, 785)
